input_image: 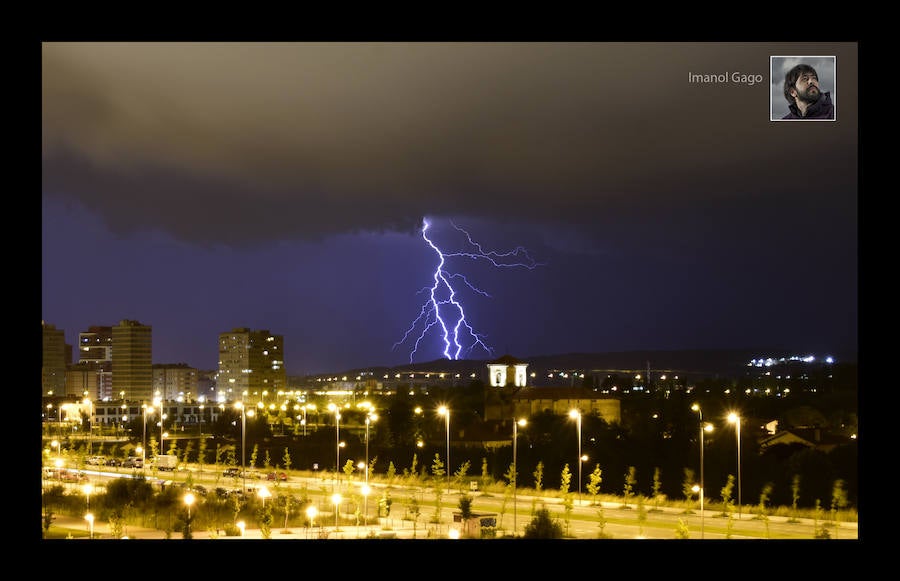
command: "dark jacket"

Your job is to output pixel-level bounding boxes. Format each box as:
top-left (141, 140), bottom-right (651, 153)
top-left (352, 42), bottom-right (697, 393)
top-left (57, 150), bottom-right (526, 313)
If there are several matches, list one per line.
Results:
top-left (782, 91), bottom-right (835, 120)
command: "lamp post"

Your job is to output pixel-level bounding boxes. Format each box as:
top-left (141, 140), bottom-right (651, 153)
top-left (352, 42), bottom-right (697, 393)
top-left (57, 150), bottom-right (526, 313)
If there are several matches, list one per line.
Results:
top-left (198, 396), bottom-right (205, 437)
top-left (161, 432), bottom-right (169, 465)
top-left (728, 412), bottom-right (742, 518)
top-left (46, 404), bottom-right (53, 437)
top-left (568, 409), bottom-right (583, 502)
top-left (258, 485), bottom-right (271, 508)
top-left (438, 406), bottom-right (450, 486)
top-left (142, 405), bottom-right (154, 467)
top-left (306, 505), bottom-right (318, 538)
top-left (691, 404), bottom-right (714, 538)
top-left (331, 493), bottom-right (342, 530)
top-left (85, 513), bottom-right (94, 539)
top-left (83, 396), bottom-right (93, 456)
top-left (184, 492), bottom-right (195, 537)
top-left (364, 412), bottom-right (377, 524)
top-left (512, 418), bottom-right (527, 536)
top-left (160, 409), bottom-right (168, 457)
top-left (83, 482), bottom-right (93, 517)
top-left (328, 403), bottom-right (341, 490)
top-left (235, 401), bottom-right (251, 495)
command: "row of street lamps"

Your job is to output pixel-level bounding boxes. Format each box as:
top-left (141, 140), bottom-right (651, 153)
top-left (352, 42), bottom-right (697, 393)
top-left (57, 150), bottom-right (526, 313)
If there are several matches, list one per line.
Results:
top-left (58, 398), bottom-right (743, 539)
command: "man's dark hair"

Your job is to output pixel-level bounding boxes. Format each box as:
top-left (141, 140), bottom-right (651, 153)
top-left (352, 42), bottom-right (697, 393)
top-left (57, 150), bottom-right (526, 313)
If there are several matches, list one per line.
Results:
top-left (783, 64), bottom-right (819, 104)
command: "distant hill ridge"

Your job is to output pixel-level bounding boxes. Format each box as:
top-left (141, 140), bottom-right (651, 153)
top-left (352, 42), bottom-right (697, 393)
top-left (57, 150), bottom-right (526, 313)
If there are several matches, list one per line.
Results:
top-left (321, 348), bottom-right (856, 379)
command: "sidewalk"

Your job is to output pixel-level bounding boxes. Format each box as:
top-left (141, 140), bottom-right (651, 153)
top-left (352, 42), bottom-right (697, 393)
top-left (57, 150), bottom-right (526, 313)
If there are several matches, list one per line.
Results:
top-left (48, 514), bottom-right (433, 540)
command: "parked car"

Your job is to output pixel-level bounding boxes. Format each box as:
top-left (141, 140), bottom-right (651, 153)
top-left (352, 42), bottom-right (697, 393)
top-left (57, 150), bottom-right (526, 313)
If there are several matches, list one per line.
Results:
top-left (223, 467), bottom-right (240, 478)
top-left (266, 471), bottom-right (288, 481)
top-left (105, 457), bottom-right (122, 467)
top-left (60, 469), bottom-right (88, 482)
top-left (123, 457), bottom-right (143, 468)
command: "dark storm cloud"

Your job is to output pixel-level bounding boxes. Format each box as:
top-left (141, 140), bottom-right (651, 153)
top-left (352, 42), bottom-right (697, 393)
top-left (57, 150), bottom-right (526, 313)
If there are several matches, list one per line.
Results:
top-left (42, 42), bottom-right (858, 248)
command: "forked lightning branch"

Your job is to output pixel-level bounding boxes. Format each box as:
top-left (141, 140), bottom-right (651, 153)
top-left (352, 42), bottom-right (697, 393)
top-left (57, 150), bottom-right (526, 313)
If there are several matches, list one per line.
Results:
top-left (393, 218), bottom-right (542, 363)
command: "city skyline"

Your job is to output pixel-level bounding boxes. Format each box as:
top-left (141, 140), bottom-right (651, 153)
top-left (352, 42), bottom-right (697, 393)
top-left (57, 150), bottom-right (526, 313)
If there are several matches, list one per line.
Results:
top-left (42, 42), bottom-right (859, 375)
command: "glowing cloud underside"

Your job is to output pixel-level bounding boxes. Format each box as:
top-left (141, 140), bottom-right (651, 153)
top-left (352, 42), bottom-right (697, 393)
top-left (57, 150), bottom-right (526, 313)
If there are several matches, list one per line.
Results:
top-left (393, 218), bottom-right (542, 363)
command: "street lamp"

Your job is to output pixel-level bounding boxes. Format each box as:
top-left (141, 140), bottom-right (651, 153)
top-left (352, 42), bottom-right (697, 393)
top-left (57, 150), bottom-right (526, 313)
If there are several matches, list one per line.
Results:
top-left (512, 418), bottom-right (527, 536)
top-left (184, 492), bottom-right (195, 537)
top-left (161, 432), bottom-right (169, 461)
top-left (83, 397), bottom-right (93, 455)
top-left (235, 401), bottom-right (254, 495)
top-left (142, 405), bottom-right (154, 467)
top-left (258, 485), bottom-right (271, 508)
top-left (568, 409), bottom-right (583, 501)
top-left (438, 406), bottom-right (450, 486)
top-left (364, 412), bottom-right (377, 523)
top-left (83, 483), bottom-right (93, 518)
top-left (85, 512), bottom-right (94, 539)
top-left (160, 410), bottom-right (168, 457)
top-left (691, 403), bottom-right (714, 538)
top-left (198, 396), bottom-right (205, 437)
top-left (728, 412), bottom-right (742, 518)
top-left (331, 493), bottom-right (342, 530)
top-left (306, 504), bottom-right (318, 538)
top-left (328, 403), bottom-right (341, 490)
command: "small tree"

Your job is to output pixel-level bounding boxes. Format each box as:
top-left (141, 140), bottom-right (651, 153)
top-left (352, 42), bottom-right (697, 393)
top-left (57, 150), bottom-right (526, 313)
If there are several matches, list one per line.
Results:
top-left (596, 505), bottom-right (609, 538)
top-left (681, 467), bottom-right (696, 512)
top-left (453, 460), bottom-right (471, 493)
top-left (720, 474), bottom-right (735, 517)
top-left (250, 443), bottom-right (259, 470)
top-left (675, 518), bottom-right (690, 539)
top-left (407, 495), bottom-right (421, 538)
top-left (622, 466), bottom-right (637, 509)
top-left (813, 499), bottom-right (830, 539)
top-left (788, 474), bottom-right (801, 523)
top-left (586, 464), bottom-right (603, 506)
top-left (532, 461), bottom-right (544, 515)
top-left (523, 507), bottom-right (563, 539)
top-left (457, 493), bottom-right (474, 537)
top-left (430, 454), bottom-right (445, 524)
top-left (386, 461), bottom-right (396, 482)
top-left (831, 479), bottom-right (848, 538)
top-left (282, 447), bottom-right (292, 473)
top-left (342, 459), bottom-right (356, 482)
top-left (636, 494), bottom-right (647, 536)
top-left (756, 482), bottom-right (773, 538)
top-left (651, 467), bottom-right (663, 511)
top-left (500, 463), bottom-right (514, 531)
top-left (481, 457), bottom-right (490, 488)
top-left (560, 464), bottom-right (573, 535)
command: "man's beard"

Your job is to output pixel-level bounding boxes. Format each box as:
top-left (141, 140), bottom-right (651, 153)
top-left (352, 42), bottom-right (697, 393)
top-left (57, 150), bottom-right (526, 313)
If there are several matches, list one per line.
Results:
top-left (796, 85), bottom-right (821, 104)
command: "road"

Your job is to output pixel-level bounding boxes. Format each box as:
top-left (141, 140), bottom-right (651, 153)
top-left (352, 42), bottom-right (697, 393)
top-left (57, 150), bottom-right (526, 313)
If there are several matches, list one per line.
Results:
top-left (44, 466), bottom-right (858, 540)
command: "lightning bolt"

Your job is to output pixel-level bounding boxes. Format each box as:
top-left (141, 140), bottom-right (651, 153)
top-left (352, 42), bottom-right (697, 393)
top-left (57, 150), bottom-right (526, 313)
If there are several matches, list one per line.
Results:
top-left (394, 218), bottom-right (542, 363)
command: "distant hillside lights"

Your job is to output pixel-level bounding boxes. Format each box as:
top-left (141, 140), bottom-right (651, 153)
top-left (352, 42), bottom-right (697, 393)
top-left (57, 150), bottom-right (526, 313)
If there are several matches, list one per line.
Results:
top-left (748, 354), bottom-right (835, 367)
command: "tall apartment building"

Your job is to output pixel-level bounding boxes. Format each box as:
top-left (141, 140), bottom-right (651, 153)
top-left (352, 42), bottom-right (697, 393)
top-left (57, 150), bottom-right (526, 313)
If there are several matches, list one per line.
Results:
top-left (152, 363), bottom-right (199, 402)
top-left (111, 319), bottom-right (153, 403)
top-left (218, 328), bottom-right (287, 401)
top-left (41, 321), bottom-right (68, 396)
top-left (66, 361), bottom-right (109, 401)
top-left (78, 326), bottom-right (112, 364)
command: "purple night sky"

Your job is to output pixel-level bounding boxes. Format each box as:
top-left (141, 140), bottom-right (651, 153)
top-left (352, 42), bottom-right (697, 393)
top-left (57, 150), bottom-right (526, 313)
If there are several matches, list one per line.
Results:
top-left (42, 42), bottom-right (858, 375)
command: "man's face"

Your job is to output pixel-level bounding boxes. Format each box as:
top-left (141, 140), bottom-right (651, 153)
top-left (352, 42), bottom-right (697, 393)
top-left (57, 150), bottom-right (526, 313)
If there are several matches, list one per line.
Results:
top-left (791, 71), bottom-right (821, 104)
